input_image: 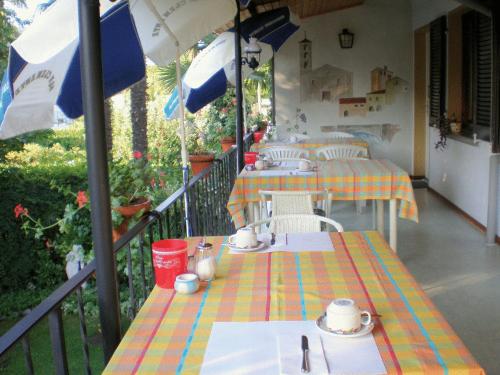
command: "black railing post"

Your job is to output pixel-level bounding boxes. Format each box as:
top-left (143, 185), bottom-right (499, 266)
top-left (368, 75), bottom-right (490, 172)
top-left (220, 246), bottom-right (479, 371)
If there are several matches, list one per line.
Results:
top-left (48, 307), bottom-right (69, 375)
top-left (234, 0), bottom-right (244, 173)
top-left (78, 0), bottom-right (121, 361)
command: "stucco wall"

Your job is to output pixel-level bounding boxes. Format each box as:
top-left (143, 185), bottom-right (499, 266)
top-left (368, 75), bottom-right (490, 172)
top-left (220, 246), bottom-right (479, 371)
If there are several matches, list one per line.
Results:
top-left (274, 0), bottom-right (413, 171)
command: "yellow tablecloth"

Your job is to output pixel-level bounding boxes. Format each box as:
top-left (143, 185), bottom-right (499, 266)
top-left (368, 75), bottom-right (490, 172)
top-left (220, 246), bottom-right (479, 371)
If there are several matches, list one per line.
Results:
top-left (104, 232), bottom-right (483, 374)
top-left (227, 159), bottom-right (418, 228)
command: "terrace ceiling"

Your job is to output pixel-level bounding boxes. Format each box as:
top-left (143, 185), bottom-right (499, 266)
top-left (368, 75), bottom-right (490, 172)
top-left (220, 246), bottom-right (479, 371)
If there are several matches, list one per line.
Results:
top-left (245, 0), bottom-right (365, 19)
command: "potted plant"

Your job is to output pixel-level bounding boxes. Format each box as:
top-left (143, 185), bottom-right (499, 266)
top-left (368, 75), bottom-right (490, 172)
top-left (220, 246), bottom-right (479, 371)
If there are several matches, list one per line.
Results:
top-left (109, 151), bottom-right (153, 240)
top-left (188, 136), bottom-right (215, 176)
top-left (205, 91), bottom-right (237, 152)
top-left (433, 113), bottom-right (451, 150)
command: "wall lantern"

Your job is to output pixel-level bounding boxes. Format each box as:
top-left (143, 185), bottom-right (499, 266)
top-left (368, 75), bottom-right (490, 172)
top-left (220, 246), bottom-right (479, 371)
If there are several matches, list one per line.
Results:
top-left (242, 37), bottom-right (262, 70)
top-left (338, 28), bottom-right (354, 49)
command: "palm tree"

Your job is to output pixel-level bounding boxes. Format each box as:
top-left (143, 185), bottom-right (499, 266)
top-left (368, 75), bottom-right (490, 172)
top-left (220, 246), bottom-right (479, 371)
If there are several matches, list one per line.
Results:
top-left (244, 62), bottom-right (271, 113)
top-left (130, 73), bottom-right (148, 154)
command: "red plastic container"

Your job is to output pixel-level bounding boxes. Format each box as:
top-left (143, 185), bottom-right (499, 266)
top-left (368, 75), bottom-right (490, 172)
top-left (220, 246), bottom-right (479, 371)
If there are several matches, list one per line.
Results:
top-left (244, 152), bottom-right (258, 165)
top-left (253, 131), bottom-right (265, 143)
top-left (152, 239), bottom-right (188, 289)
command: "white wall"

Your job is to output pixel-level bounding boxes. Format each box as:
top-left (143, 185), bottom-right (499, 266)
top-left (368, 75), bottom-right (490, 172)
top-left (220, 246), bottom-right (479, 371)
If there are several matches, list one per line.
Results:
top-left (428, 129), bottom-right (490, 226)
top-left (274, 0), bottom-right (413, 171)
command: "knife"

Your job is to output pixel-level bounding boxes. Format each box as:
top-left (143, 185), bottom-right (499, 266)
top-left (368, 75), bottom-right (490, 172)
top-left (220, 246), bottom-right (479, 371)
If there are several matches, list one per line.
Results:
top-left (271, 233), bottom-right (276, 245)
top-left (301, 335), bottom-right (310, 373)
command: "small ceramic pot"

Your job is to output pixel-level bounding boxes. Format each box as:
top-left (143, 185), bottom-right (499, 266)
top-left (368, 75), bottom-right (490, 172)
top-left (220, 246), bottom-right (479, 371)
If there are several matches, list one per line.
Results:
top-left (174, 273), bottom-right (200, 294)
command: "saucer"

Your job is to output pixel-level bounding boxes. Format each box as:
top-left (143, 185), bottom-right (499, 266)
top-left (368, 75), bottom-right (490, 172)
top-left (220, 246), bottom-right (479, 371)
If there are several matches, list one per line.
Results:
top-left (315, 313), bottom-right (375, 338)
top-left (227, 240), bottom-right (267, 253)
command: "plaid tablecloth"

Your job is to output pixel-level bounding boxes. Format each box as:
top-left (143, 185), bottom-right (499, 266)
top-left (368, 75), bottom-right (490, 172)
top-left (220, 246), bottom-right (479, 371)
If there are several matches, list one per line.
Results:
top-left (104, 233), bottom-right (484, 374)
top-left (250, 137), bottom-right (369, 157)
top-left (227, 159), bottom-right (418, 228)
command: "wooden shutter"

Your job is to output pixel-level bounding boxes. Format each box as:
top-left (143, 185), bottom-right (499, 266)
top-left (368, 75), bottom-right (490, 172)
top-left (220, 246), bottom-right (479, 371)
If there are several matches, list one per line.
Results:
top-left (474, 12), bottom-right (492, 128)
top-left (429, 16), bottom-right (447, 125)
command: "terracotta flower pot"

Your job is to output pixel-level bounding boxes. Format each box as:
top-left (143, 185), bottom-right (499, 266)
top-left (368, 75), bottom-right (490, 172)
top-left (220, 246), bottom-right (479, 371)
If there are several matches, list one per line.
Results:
top-left (112, 220), bottom-right (129, 242)
top-left (189, 153), bottom-right (215, 176)
top-left (221, 136), bottom-right (236, 152)
top-left (113, 197), bottom-right (151, 218)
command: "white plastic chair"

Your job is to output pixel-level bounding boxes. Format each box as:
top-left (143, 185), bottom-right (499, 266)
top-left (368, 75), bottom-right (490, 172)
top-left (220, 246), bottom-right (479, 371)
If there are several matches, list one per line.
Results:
top-left (260, 146), bottom-right (309, 161)
top-left (258, 190), bottom-right (330, 220)
top-left (316, 144), bottom-right (368, 160)
top-left (328, 131), bottom-right (354, 139)
top-left (247, 214), bottom-right (344, 234)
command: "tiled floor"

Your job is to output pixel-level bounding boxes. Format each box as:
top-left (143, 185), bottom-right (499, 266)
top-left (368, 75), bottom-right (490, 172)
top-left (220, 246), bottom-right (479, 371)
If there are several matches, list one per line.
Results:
top-left (333, 189), bottom-right (500, 374)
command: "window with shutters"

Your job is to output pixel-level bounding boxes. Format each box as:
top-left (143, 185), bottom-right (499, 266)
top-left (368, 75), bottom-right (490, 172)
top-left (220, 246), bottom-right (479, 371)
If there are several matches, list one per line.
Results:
top-left (462, 10), bottom-right (492, 140)
top-left (429, 16), bottom-right (447, 126)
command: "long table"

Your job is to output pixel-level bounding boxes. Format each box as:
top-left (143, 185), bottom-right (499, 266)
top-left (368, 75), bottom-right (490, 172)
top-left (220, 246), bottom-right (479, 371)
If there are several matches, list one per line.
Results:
top-left (226, 159), bottom-right (418, 251)
top-left (104, 232), bottom-right (484, 374)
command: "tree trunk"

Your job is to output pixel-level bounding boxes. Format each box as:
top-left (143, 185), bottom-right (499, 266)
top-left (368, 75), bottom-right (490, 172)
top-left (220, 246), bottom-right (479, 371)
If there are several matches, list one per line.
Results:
top-left (130, 76), bottom-right (148, 155)
top-left (104, 98), bottom-right (113, 153)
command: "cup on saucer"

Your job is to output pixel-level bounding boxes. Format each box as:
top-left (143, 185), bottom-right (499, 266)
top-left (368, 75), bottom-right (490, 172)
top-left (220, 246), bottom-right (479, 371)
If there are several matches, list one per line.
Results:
top-left (255, 160), bottom-right (266, 170)
top-left (326, 298), bottom-right (371, 334)
top-left (229, 227), bottom-right (258, 248)
top-left (298, 160), bottom-right (312, 171)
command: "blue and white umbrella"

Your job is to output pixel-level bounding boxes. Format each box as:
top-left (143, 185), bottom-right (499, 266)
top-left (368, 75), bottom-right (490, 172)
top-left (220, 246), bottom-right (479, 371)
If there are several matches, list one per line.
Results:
top-left (0, 0), bottom-right (240, 139)
top-left (164, 7), bottom-right (300, 118)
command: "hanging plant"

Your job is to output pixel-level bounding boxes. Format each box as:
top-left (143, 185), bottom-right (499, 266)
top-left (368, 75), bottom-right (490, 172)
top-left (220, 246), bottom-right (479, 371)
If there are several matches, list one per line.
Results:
top-left (434, 113), bottom-right (451, 151)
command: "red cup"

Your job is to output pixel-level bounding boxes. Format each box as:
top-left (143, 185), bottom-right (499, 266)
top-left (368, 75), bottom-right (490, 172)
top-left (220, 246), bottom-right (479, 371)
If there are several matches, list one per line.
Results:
top-left (244, 152), bottom-right (258, 165)
top-left (152, 239), bottom-right (188, 289)
top-left (253, 131), bottom-right (265, 143)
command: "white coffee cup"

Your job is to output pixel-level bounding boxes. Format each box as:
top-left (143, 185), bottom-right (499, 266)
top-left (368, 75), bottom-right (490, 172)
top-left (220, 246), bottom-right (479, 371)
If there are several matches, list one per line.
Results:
top-left (229, 227), bottom-right (258, 248)
top-left (298, 159), bottom-right (312, 171)
top-left (255, 160), bottom-right (266, 170)
top-left (326, 298), bottom-right (371, 333)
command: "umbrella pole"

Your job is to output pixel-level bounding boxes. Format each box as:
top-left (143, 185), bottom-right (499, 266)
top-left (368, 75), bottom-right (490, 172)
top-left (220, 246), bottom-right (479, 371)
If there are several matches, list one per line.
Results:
top-left (77, 0), bottom-right (120, 361)
top-left (175, 46), bottom-right (192, 236)
top-left (142, 0), bottom-right (191, 235)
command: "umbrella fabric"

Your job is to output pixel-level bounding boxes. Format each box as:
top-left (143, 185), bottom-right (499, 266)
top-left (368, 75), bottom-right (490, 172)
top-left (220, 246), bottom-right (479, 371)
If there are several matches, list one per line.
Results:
top-left (0, 0), bottom-right (144, 139)
top-left (164, 7), bottom-right (299, 118)
top-left (0, 0), bottom-right (239, 140)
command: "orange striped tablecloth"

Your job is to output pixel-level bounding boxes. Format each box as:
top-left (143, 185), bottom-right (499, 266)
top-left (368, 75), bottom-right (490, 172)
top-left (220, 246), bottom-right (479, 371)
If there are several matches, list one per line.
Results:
top-left (227, 159), bottom-right (418, 228)
top-left (104, 232), bottom-right (483, 374)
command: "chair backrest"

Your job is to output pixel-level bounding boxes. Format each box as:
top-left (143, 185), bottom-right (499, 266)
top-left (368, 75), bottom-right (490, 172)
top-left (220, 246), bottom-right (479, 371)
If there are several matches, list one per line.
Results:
top-left (328, 131), bottom-right (354, 139)
top-left (260, 146), bottom-right (309, 161)
top-left (316, 144), bottom-right (368, 160)
top-left (259, 190), bottom-right (323, 216)
top-left (247, 214), bottom-right (344, 234)
top-left (289, 133), bottom-right (310, 141)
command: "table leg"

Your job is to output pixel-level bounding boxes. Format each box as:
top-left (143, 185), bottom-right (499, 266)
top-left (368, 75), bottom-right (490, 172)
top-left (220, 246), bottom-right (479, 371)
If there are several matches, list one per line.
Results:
top-left (247, 202), bottom-right (256, 224)
top-left (372, 200), bottom-right (377, 230)
top-left (376, 200), bottom-right (384, 235)
top-left (389, 199), bottom-right (397, 252)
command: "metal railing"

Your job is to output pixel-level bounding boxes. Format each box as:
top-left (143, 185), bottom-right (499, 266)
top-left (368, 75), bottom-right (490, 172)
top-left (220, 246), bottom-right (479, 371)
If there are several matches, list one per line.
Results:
top-left (0, 133), bottom-right (253, 374)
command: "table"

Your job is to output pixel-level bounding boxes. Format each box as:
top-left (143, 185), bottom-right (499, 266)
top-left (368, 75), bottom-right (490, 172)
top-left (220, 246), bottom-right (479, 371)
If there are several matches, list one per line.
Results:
top-left (250, 137), bottom-right (369, 159)
top-left (227, 159), bottom-right (418, 251)
top-left (104, 233), bottom-right (484, 374)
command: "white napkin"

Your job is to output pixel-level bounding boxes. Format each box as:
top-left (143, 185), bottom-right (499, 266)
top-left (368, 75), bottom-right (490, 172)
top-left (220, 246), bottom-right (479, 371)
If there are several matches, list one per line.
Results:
top-left (278, 334), bottom-right (328, 375)
top-left (257, 170), bottom-right (293, 177)
top-left (229, 233), bottom-right (334, 254)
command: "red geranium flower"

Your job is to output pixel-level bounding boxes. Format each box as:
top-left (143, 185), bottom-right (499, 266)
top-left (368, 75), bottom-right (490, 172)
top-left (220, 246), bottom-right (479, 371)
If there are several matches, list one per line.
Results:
top-left (231, 98), bottom-right (237, 105)
top-left (14, 204), bottom-right (28, 218)
top-left (76, 191), bottom-right (88, 208)
top-left (221, 108), bottom-right (228, 114)
top-left (133, 151), bottom-right (143, 159)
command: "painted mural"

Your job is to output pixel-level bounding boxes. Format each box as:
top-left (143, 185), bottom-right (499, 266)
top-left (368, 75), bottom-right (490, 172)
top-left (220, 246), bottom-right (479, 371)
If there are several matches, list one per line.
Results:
top-left (296, 34), bottom-right (409, 143)
top-left (299, 36), bottom-right (353, 103)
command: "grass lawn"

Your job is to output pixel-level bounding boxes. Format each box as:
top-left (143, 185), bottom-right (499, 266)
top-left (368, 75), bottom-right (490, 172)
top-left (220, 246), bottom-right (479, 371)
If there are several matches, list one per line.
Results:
top-left (0, 315), bottom-right (131, 374)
